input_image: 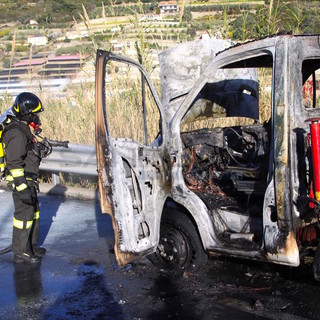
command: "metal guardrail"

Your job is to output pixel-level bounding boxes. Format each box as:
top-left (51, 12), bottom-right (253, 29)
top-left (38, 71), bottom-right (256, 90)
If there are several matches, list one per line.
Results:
top-left (40, 143), bottom-right (97, 185)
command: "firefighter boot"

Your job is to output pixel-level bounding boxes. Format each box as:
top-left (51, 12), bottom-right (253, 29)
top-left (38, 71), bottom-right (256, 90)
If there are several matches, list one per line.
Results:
top-left (14, 252), bottom-right (42, 264)
top-left (33, 246), bottom-right (46, 256)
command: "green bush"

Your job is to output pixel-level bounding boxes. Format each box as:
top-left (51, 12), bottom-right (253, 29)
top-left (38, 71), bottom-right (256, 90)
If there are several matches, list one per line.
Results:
top-left (2, 58), bottom-right (11, 69)
top-left (0, 29), bottom-right (11, 38)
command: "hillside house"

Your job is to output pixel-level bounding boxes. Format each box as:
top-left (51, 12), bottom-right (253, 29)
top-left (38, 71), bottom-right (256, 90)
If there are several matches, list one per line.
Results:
top-left (27, 35), bottom-right (47, 46)
top-left (159, 1), bottom-right (179, 14)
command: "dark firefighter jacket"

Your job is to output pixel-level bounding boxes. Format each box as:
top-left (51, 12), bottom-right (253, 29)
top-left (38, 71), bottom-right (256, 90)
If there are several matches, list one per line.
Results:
top-left (2, 119), bottom-right (41, 187)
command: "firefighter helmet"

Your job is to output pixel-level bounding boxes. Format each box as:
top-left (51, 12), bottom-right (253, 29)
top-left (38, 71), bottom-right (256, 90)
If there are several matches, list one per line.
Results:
top-left (12, 92), bottom-right (43, 118)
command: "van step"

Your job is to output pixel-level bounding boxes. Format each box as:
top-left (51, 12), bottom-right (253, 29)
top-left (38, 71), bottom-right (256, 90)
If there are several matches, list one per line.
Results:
top-left (219, 231), bottom-right (260, 251)
top-left (230, 233), bottom-right (254, 241)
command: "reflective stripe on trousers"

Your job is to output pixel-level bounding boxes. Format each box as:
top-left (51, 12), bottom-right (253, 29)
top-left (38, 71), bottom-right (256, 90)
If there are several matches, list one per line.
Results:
top-left (13, 217), bottom-right (33, 230)
top-left (13, 210), bottom-right (40, 230)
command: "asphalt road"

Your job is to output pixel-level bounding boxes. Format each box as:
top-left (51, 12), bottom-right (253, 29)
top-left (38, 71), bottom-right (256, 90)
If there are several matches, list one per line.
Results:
top-left (1, 188), bottom-right (320, 320)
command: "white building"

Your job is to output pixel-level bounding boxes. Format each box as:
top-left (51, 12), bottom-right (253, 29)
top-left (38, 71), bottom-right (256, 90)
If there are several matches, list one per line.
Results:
top-left (27, 35), bottom-right (47, 46)
top-left (159, 1), bottom-right (179, 14)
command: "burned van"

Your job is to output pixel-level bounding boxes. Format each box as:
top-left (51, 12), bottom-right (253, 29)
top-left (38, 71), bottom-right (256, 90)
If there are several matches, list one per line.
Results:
top-left (95, 34), bottom-right (320, 280)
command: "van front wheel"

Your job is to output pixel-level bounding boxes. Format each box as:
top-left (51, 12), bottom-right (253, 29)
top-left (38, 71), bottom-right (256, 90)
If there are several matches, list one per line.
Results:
top-left (148, 210), bottom-right (207, 271)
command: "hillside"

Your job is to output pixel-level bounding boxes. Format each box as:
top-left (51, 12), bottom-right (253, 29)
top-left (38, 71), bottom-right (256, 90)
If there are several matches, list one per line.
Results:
top-left (1, 1), bottom-right (320, 29)
top-left (0, 0), bottom-right (319, 145)
top-left (0, 0), bottom-right (320, 97)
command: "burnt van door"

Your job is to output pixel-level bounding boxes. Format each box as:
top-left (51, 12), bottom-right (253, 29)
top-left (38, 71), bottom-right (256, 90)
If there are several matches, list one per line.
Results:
top-left (95, 50), bottom-right (168, 266)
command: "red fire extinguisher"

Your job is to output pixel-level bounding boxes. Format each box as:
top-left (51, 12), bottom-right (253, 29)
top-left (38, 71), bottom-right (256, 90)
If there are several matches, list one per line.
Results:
top-left (307, 117), bottom-right (320, 204)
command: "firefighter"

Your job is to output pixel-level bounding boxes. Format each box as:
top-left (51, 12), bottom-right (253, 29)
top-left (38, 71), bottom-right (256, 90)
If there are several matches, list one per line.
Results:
top-left (2, 92), bottom-right (46, 263)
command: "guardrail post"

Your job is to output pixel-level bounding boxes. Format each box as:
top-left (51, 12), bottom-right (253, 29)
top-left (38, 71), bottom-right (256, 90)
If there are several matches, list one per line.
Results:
top-left (52, 173), bottom-right (60, 186)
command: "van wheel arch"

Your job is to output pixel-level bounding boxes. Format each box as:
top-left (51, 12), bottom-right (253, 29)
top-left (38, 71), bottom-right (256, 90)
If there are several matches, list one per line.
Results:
top-left (148, 208), bottom-right (208, 271)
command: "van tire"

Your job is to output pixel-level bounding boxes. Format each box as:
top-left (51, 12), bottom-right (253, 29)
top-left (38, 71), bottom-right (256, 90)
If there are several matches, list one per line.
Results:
top-left (148, 209), bottom-right (207, 271)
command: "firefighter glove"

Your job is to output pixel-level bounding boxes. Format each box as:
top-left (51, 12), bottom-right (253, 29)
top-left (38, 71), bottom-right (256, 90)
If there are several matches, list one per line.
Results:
top-left (10, 169), bottom-right (34, 205)
top-left (18, 187), bottom-right (34, 205)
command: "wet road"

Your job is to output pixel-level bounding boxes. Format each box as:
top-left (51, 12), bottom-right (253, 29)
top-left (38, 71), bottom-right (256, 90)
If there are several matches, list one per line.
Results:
top-left (1, 188), bottom-right (320, 320)
top-left (0, 188), bottom-right (121, 320)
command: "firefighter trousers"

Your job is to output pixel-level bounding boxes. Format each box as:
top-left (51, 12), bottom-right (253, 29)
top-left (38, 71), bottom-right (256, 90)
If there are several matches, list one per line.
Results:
top-left (12, 185), bottom-right (40, 255)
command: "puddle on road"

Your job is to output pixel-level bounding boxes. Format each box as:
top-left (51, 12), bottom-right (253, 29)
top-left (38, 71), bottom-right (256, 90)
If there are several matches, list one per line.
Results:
top-left (42, 260), bottom-right (124, 320)
top-left (1, 254), bottom-right (125, 320)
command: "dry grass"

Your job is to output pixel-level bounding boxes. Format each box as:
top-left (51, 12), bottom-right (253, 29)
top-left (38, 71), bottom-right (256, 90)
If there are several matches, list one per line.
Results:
top-left (40, 85), bottom-right (96, 145)
top-left (0, 83), bottom-right (96, 145)
top-left (0, 66), bottom-right (272, 146)
top-left (104, 60), bottom-right (161, 145)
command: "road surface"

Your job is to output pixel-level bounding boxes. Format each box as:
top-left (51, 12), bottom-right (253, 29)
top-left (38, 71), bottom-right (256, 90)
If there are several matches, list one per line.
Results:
top-left (0, 188), bottom-right (320, 320)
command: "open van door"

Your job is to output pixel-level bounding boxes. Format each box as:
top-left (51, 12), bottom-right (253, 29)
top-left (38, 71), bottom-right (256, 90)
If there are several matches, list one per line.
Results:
top-left (95, 50), bottom-right (169, 266)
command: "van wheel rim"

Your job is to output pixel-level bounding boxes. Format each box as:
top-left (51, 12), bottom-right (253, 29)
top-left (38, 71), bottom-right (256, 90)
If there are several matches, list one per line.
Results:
top-left (157, 228), bottom-right (189, 267)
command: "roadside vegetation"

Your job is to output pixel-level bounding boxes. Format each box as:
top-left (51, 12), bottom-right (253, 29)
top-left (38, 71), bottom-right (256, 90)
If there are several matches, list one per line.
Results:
top-left (0, 0), bottom-right (319, 146)
top-left (0, 85), bottom-right (96, 144)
